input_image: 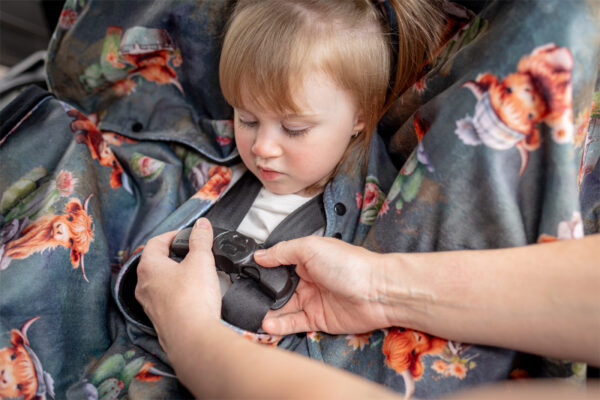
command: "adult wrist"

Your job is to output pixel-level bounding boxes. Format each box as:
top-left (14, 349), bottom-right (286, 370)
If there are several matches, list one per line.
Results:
top-left (156, 295), bottom-right (219, 355)
top-left (372, 251), bottom-right (441, 331)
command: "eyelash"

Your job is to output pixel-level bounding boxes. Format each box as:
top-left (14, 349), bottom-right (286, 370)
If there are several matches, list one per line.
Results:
top-left (238, 119), bottom-right (257, 128)
top-left (283, 126), bottom-right (309, 137)
top-left (237, 118), bottom-right (309, 137)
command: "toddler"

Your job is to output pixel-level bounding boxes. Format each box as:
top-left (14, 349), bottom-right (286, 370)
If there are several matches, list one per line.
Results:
top-left (194, 0), bottom-right (445, 332)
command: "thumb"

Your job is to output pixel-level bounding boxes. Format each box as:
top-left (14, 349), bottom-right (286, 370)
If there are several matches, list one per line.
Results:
top-left (185, 218), bottom-right (214, 265)
top-left (254, 237), bottom-right (309, 268)
top-left (262, 311), bottom-right (312, 335)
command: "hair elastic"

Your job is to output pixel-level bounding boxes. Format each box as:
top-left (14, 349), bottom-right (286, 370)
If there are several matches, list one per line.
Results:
top-left (373, 0), bottom-right (400, 99)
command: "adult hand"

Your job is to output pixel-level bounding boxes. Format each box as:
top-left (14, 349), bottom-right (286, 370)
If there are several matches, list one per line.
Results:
top-left (254, 236), bottom-right (393, 335)
top-left (135, 218), bottom-right (222, 350)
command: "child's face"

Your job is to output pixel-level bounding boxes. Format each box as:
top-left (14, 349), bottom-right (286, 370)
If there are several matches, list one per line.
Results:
top-left (234, 72), bottom-right (364, 196)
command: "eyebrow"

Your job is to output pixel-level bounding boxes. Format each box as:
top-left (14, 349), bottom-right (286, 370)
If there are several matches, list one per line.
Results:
top-left (282, 112), bottom-right (321, 121)
top-left (236, 107), bottom-right (321, 121)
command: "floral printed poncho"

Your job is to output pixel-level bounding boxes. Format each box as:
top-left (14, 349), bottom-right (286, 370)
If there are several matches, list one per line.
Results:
top-left (0, 0), bottom-right (598, 399)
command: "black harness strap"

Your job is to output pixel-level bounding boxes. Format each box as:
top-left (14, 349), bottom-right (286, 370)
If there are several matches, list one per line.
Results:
top-left (204, 171), bottom-right (263, 231)
top-left (264, 194), bottom-right (325, 247)
top-left (207, 171), bottom-right (326, 332)
top-left (221, 278), bottom-right (273, 333)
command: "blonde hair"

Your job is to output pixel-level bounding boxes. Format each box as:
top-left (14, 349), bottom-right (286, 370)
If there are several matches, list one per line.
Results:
top-left (219, 0), bottom-right (444, 184)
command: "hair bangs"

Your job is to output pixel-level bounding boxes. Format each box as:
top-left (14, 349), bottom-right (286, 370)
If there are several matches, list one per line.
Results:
top-left (220, 2), bottom-right (318, 115)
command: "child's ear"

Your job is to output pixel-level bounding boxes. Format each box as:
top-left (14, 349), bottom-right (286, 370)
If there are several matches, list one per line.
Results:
top-left (352, 112), bottom-right (365, 135)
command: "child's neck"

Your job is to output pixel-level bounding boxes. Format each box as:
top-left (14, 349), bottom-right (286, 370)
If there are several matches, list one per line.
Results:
top-left (262, 186), bottom-right (322, 198)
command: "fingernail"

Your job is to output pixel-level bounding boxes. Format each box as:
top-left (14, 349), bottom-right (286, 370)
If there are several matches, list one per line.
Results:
top-left (254, 249), bottom-right (266, 258)
top-left (195, 218), bottom-right (210, 229)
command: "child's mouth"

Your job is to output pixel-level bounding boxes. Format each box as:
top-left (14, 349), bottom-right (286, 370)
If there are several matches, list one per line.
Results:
top-left (258, 166), bottom-right (281, 181)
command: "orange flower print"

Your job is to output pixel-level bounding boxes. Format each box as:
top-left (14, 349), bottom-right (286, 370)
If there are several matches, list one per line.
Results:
top-left (345, 333), bottom-right (372, 350)
top-left (430, 341), bottom-right (478, 382)
top-left (105, 51), bottom-right (125, 68)
top-left (172, 52), bottom-right (183, 67)
top-left (448, 362), bottom-right (467, 379)
top-left (307, 331), bottom-right (323, 343)
top-left (431, 360), bottom-right (449, 376)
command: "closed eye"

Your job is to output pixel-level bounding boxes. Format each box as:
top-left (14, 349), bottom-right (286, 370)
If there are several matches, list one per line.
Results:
top-left (238, 118), bottom-right (258, 128)
top-left (282, 126), bottom-right (309, 137)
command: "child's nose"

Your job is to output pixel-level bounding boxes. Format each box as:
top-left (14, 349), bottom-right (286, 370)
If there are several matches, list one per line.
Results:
top-left (251, 127), bottom-right (283, 158)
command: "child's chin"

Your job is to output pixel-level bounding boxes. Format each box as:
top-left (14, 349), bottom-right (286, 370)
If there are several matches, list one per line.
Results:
top-left (263, 186), bottom-right (291, 195)
top-left (263, 184), bottom-right (301, 196)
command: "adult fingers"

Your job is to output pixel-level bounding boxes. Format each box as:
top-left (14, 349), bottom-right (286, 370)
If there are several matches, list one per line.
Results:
top-left (263, 288), bottom-right (302, 319)
top-left (185, 218), bottom-right (215, 266)
top-left (262, 282), bottom-right (317, 334)
top-left (262, 311), bottom-right (312, 335)
top-left (143, 230), bottom-right (179, 258)
top-left (254, 236), bottom-right (316, 268)
top-left (135, 233), bottom-right (178, 305)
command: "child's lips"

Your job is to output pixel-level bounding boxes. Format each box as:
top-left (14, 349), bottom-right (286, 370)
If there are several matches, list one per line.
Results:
top-left (257, 166), bottom-right (281, 181)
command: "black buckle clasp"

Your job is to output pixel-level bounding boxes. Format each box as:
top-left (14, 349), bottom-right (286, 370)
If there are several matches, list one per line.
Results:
top-left (169, 227), bottom-right (297, 309)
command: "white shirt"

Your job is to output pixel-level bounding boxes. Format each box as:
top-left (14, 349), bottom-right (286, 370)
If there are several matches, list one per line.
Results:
top-left (237, 187), bottom-right (315, 243)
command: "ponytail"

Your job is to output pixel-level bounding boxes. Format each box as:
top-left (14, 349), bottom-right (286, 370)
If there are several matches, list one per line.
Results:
top-left (373, 0), bottom-right (446, 109)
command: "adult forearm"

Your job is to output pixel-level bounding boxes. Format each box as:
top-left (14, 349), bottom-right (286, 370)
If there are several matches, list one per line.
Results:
top-left (376, 235), bottom-right (600, 365)
top-left (166, 316), bottom-right (600, 400)
top-left (164, 315), bottom-right (396, 399)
